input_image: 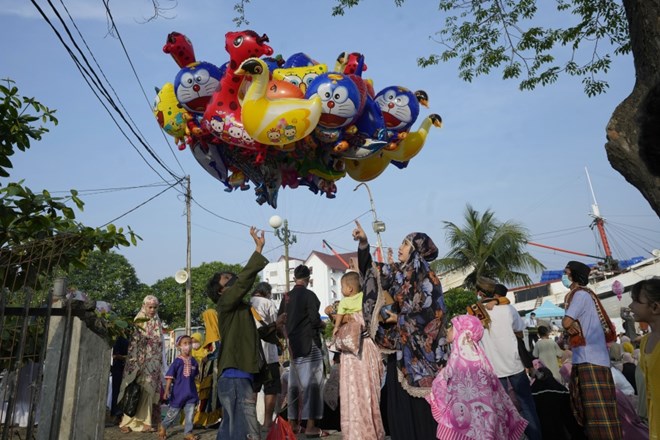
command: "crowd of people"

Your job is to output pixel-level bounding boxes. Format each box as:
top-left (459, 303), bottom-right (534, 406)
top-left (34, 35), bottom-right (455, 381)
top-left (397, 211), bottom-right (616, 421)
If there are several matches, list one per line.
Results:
top-left (108, 223), bottom-right (659, 440)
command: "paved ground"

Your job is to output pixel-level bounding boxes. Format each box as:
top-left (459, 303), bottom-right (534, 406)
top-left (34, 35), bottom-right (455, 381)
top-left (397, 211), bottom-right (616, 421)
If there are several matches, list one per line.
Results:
top-left (103, 421), bottom-right (344, 439)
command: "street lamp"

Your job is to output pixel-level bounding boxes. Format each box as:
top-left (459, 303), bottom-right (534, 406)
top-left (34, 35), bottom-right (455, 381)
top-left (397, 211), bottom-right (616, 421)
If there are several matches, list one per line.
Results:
top-left (270, 215), bottom-right (297, 293)
top-left (354, 183), bottom-right (386, 261)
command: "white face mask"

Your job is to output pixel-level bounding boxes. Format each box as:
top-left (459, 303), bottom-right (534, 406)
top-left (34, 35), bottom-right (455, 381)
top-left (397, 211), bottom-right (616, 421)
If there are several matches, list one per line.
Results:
top-left (192, 342), bottom-right (201, 350)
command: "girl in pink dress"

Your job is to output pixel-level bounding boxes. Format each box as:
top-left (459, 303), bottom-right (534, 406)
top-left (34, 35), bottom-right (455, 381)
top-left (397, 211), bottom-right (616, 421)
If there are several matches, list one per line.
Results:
top-left (426, 314), bottom-right (528, 440)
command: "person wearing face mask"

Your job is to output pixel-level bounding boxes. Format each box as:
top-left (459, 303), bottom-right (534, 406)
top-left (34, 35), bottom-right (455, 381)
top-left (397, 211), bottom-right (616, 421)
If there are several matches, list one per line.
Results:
top-left (160, 335), bottom-right (200, 440)
top-left (189, 333), bottom-right (209, 428)
top-left (562, 260), bottom-right (622, 439)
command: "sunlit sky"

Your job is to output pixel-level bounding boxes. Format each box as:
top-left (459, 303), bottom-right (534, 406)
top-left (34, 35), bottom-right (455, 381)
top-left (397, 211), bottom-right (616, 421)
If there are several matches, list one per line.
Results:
top-left (2, 0), bottom-right (659, 287)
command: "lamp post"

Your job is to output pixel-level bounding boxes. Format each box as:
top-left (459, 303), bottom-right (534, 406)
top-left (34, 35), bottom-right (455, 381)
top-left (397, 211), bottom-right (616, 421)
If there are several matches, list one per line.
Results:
top-left (354, 183), bottom-right (386, 261)
top-left (270, 215), bottom-right (297, 293)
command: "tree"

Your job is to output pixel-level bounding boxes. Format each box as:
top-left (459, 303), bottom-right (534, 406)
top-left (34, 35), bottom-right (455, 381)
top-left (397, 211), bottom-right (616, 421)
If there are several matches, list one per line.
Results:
top-left (329, 0), bottom-right (660, 217)
top-left (150, 261), bottom-right (246, 328)
top-left (0, 79), bottom-right (137, 295)
top-left (434, 204), bottom-right (545, 289)
top-left (443, 287), bottom-right (477, 320)
top-left (65, 250), bottom-right (150, 319)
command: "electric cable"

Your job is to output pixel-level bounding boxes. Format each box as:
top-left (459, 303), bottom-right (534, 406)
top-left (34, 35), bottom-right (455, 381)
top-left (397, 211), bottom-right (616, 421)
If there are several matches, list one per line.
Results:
top-left (100, 0), bottom-right (186, 175)
top-left (100, 177), bottom-right (184, 227)
top-left (31, 0), bottom-right (183, 184)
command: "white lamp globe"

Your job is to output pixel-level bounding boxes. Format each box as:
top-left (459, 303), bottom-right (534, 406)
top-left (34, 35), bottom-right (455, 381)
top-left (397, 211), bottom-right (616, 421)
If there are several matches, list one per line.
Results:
top-left (269, 215), bottom-right (283, 229)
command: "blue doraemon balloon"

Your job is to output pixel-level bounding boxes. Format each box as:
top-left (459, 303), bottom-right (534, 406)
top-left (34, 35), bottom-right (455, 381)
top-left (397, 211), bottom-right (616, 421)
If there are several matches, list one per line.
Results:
top-left (374, 86), bottom-right (421, 133)
top-left (174, 61), bottom-right (225, 114)
top-left (305, 73), bottom-right (364, 129)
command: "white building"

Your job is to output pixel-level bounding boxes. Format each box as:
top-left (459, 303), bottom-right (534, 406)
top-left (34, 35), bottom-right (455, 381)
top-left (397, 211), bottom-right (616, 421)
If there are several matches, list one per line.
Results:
top-left (260, 251), bottom-right (357, 317)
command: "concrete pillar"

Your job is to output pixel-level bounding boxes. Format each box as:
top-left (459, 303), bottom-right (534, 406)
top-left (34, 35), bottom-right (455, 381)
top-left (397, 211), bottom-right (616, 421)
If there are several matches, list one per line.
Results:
top-left (38, 314), bottom-right (111, 439)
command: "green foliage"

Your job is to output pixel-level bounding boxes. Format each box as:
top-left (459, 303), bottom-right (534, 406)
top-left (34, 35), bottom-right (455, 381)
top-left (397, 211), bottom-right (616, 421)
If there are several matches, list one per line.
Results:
top-left (331, 0), bottom-right (403, 16)
top-left (150, 261), bottom-right (247, 328)
top-left (0, 81), bottom-right (138, 291)
top-left (330, 0), bottom-right (629, 96)
top-left (64, 250), bottom-right (150, 320)
top-left (0, 79), bottom-right (58, 178)
top-left (443, 287), bottom-right (477, 320)
top-left (433, 204), bottom-right (545, 289)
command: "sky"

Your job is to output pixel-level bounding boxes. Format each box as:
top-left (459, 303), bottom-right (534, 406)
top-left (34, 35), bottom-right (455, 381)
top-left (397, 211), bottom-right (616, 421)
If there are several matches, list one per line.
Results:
top-left (2, 0), bottom-right (659, 287)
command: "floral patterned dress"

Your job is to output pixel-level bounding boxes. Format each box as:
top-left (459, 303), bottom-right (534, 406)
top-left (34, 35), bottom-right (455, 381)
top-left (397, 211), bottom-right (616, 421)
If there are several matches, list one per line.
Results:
top-left (118, 310), bottom-right (164, 431)
top-left (426, 315), bottom-right (528, 440)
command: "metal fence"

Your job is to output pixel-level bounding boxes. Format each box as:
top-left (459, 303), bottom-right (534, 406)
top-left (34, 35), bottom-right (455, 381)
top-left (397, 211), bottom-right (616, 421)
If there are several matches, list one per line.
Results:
top-left (0, 236), bottom-right (81, 439)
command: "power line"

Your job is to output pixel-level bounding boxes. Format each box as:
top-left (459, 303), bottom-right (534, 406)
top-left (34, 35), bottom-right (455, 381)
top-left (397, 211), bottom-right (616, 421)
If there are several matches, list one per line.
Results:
top-left (31, 0), bottom-right (183, 184)
top-left (100, 0), bottom-right (186, 175)
top-left (51, 181), bottom-right (175, 195)
top-left (100, 177), bottom-right (184, 227)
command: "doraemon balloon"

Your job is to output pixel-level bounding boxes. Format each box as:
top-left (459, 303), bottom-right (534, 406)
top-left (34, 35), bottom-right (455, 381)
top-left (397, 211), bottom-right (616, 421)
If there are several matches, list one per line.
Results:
top-left (375, 86), bottom-right (421, 133)
top-left (174, 62), bottom-right (224, 114)
top-left (305, 72), bottom-right (365, 148)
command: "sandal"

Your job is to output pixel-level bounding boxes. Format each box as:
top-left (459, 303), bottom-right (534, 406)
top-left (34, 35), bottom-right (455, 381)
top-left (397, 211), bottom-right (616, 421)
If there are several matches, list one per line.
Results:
top-left (119, 426), bottom-right (132, 434)
top-left (142, 425), bottom-right (157, 433)
top-left (183, 435), bottom-right (200, 440)
top-left (158, 425), bottom-right (167, 440)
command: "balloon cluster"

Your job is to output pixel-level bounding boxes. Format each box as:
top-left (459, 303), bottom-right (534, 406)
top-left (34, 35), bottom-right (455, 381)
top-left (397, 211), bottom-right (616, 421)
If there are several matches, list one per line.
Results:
top-left (153, 31), bottom-right (442, 208)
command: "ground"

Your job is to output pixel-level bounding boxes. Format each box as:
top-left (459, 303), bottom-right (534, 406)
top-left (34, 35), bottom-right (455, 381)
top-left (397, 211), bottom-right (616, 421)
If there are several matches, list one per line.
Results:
top-left (102, 421), bottom-right (344, 439)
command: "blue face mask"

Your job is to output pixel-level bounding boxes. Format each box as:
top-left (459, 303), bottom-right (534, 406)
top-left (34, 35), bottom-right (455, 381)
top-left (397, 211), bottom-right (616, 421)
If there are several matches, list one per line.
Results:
top-left (562, 274), bottom-right (572, 288)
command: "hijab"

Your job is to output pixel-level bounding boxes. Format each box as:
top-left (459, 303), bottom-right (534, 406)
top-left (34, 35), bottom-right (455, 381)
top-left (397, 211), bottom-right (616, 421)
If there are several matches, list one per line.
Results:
top-left (404, 232), bottom-right (439, 262)
top-left (426, 314), bottom-right (528, 440)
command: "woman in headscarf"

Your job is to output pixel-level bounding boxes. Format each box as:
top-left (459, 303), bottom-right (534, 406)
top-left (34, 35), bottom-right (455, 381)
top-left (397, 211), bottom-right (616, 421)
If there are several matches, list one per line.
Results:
top-left (118, 295), bottom-right (164, 433)
top-left (353, 221), bottom-right (447, 439)
top-left (426, 314), bottom-right (528, 440)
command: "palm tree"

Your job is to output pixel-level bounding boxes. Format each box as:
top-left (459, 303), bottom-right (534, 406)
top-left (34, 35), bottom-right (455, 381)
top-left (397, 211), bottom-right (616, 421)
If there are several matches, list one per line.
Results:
top-left (434, 204), bottom-right (545, 289)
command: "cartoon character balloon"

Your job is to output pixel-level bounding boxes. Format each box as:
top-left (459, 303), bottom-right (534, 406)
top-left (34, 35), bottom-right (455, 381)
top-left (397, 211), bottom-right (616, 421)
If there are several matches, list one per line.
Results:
top-left (612, 280), bottom-right (624, 301)
top-left (157, 29), bottom-right (443, 206)
top-left (236, 58), bottom-right (322, 146)
top-left (202, 30), bottom-right (274, 150)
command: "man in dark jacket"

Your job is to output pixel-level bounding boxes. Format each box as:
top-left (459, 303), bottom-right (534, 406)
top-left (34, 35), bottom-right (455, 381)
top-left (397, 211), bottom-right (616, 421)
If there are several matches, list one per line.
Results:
top-left (278, 264), bottom-right (326, 437)
top-left (206, 226), bottom-right (268, 440)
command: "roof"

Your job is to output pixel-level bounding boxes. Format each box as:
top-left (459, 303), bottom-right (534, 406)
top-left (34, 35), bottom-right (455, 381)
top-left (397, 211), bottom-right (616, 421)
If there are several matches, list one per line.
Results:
top-left (308, 250), bottom-right (357, 271)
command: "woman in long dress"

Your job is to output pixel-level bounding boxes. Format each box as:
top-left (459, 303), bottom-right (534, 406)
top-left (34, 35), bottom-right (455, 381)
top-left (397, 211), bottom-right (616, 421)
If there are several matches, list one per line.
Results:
top-left (118, 295), bottom-right (164, 433)
top-left (353, 221), bottom-right (448, 439)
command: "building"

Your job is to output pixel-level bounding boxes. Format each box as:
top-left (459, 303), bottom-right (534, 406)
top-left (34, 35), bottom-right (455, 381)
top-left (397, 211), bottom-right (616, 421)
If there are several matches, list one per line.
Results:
top-left (260, 250), bottom-right (357, 317)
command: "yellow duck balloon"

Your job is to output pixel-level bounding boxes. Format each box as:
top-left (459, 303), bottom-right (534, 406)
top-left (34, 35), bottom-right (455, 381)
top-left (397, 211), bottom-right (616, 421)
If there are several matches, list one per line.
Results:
top-left (236, 57), bottom-right (322, 147)
top-left (346, 114), bottom-right (442, 181)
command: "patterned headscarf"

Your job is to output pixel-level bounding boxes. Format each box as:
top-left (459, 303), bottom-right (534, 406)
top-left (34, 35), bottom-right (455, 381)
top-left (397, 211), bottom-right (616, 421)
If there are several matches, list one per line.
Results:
top-left (426, 313), bottom-right (528, 439)
top-left (405, 232), bottom-right (439, 262)
top-left (118, 295), bottom-right (163, 402)
top-left (451, 314), bottom-right (484, 344)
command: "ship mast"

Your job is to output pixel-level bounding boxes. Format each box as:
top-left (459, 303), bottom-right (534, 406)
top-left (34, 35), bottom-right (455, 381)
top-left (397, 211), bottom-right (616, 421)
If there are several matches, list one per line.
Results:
top-left (585, 167), bottom-right (616, 269)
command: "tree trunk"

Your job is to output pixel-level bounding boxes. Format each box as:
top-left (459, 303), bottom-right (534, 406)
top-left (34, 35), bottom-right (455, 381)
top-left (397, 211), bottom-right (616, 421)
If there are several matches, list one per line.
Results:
top-left (605, 0), bottom-right (660, 217)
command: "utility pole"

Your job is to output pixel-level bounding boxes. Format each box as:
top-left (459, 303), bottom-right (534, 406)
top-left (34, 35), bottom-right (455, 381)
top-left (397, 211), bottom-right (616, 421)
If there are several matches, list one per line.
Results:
top-left (272, 217), bottom-right (297, 293)
top-left (185, 175), bottom-right (192, 335)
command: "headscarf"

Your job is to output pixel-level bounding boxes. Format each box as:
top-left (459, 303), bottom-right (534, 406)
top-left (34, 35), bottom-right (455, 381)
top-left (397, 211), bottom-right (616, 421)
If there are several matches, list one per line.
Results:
top-left (191, 332), bottom-right (207, 365)
top-left (118, 295), bottom-right (163, 401)
top-left (426, 314), bottom-right (528, 440)
top-left (566, 260), bottom-right (591, 286)
top-left (404, 232), bottom-right (439, 262)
